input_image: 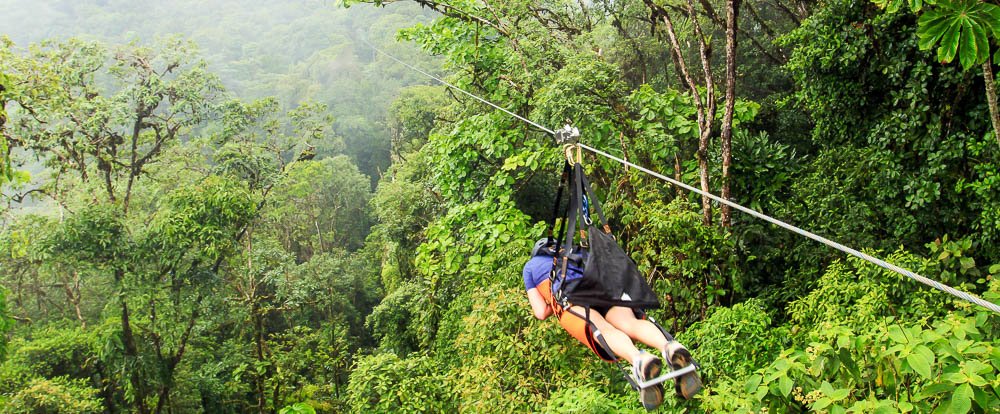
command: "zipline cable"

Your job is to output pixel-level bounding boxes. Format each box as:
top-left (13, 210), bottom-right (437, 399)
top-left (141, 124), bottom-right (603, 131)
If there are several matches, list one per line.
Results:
top-left (578, 144), bottom-right (1000, 315)
top-left (361, 38), bottom-right (1000, 315)
top-left (360, 36), bottom-right (555, 135)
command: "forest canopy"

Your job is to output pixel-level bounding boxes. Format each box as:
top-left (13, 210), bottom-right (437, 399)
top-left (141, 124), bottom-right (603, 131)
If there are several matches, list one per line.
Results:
top-left (1, 0), bottom-right (999, 413)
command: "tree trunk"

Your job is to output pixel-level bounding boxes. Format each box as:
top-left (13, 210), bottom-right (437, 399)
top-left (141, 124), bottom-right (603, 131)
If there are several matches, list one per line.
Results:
top-left (658, 8), bottom-right (715, 225)
top-left (686, 0), bottom-right (717, 226)
top-left (697, 142), bottom-right (712, 226)
top-left (63, 270), bottom-right (86, 328)
top-left (984, 61), bottom-right (1000, 148)
top-left (254, 305), bottom-right (267, 414)
top-left (117, 268), bottom-right (150, 414)
top-left (720, 0), bottom-right (741, 228)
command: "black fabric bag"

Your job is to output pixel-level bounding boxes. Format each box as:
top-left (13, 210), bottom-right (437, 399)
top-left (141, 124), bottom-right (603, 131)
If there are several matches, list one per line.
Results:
top-left (567, 224), bottom-right (660, 308)
top-left (555, 162), bottom-right (661, 310)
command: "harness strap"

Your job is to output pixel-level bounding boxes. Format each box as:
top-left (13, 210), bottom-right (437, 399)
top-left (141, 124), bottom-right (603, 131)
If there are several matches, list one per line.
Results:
top-left (578, 163), bottom-right (611, 234)
top-left (557, 162), bottom-right (583, 303)
top-left (546, 162), bottom-right (571, 242)
top-left (563, 306), bottom-right (618, 362)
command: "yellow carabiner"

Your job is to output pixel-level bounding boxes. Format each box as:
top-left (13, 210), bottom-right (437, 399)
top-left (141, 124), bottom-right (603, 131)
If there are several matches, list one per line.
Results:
top-left (562, 143), bottom-right (583, 165)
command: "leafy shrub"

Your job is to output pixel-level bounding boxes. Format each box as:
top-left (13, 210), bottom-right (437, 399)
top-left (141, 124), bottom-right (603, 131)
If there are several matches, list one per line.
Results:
top-left (278, 402), bottom-right (316, 414)
top-left (345, 352), bottom-right (455, 413)
top-left (790, 252), bottom-right (913, 331)
top-left (543, 386), bottom-right (644, 414)
top-left (742, 307), bottom-right (999, 413)
top-left (679, 298), bottom-right (788, 382)
top-left (0, 376), bottom-right (101, 414)
top-left (266, 325), bottom-right (352, 413)
top-left (620, 197), bottom-right (741, 328)
top-left (365, 281), bottom-right (427, 355)
top-left (788, 246), bottom-right (968, 333)
top-left (0, 286), bottom-right (10, 361)
top-left (0, 326), bottom-right (97, 391)
top-left (448, 287), bottom-right (624, 412)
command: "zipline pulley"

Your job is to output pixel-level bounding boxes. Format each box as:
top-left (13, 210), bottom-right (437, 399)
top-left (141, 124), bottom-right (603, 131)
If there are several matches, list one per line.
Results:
top-left (555, 124), bottom-right (580, 144)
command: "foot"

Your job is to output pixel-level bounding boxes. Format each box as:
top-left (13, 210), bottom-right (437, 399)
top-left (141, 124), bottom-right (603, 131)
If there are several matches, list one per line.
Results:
top-left (632, 351), bottom-right (664, 411)
top-left (662, 341), bottom-right (702, 399)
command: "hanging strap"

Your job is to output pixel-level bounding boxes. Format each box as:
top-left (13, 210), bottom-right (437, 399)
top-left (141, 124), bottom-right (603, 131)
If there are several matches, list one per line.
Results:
top-left (550, 164), bottom-right (572, 284)
top-left (546, 162), bottom-right (571, 243)
top-left (577, 163), bottom-right (611, 234)
top-left (556, 163), bottom-right (583, 301)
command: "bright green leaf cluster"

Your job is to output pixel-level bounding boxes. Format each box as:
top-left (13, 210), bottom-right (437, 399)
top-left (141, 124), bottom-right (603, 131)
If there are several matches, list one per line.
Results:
top-left (916, 0), bottom-right (1000, 69)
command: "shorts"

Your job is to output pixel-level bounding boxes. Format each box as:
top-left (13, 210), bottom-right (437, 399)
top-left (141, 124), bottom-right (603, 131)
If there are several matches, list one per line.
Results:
top-left (537, 278), bottom-right (618, 362)
top-left (554, 303), bottom-right (617, 362)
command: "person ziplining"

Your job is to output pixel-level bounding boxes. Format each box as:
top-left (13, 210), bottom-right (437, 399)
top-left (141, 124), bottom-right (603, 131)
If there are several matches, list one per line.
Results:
top-left (522, 142), bottom-right (702, 410)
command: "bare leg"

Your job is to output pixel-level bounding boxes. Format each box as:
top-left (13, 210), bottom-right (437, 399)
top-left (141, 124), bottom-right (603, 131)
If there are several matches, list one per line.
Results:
top-left (605, 306), bottom-right (669, 351)
top-left (606, 307), bottom-right (703, 399)
top-left (567, 305), bottom-right (642, 362)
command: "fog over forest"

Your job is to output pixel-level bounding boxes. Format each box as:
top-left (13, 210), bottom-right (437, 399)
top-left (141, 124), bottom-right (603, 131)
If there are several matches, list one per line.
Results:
top-left (0, 0), bottom-right (439, 183)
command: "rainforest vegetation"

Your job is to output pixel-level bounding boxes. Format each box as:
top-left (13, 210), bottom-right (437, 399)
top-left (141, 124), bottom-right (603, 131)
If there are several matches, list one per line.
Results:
top-left (1, 0), bottom-right (999, 412)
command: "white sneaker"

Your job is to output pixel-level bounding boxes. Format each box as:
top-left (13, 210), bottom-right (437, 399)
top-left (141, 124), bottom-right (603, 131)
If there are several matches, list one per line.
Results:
top-left (632, 351), bottom-right (664, 411)
top-left (662, 342), bottom-right (702, 399)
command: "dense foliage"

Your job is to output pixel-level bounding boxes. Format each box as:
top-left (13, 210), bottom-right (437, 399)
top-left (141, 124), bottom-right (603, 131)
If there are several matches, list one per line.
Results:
top-left (1, 0), bottom-right (999, 412)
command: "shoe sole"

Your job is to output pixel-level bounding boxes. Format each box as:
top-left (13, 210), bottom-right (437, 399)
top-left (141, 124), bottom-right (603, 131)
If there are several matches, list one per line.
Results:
top-left (640, 357), bottom-right (664, 410)
top-left (669, 349), bottom-right (702, 400)
top-left (640, 384), bottom-right (664, 411)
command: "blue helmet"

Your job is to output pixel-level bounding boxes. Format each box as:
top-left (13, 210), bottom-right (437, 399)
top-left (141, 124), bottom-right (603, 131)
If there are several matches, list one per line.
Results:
top-left (531, 238), bottom-right (556, 257)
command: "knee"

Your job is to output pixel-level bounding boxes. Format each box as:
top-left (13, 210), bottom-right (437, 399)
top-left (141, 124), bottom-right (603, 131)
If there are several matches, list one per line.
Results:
top-left (601, 324), bottom-right (631, 340)
top-left (609, 319), bottom-right (639, 335)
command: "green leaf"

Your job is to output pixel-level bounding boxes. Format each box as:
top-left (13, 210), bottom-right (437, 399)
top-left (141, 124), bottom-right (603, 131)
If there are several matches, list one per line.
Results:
top-left (778, 376), bottom-right (793, 397)
top-left (970, 22), bottom-right (990, 64)
top-left (874, 404), bottom-right (897, 414)
top-left (814, 397), bottom-right (833, 410)
top-left (745, 374), bottom-right (763, 393)
top-left (947, 383), bottom-right (973, 413)
top-left (959, 25), bottom-right (976, 69)
top-left (914, 382), bottom-right (953, 401)
top-left (967, 372), bottom-right (987, 387)
top-left (942, 372), bottom-right (968, 384)
top-left (972, 387), bottom-right (991, 412)
top-left (983, 5), bottom-right (1000, 36)
top-left (959, 256), bottom-right (976, 270)
top-left (917, 13), bottom-right (952, 50)
top-left (888, 325), bottom-right (909, 344)
top-left (754, 384), bottom-right (769, 401)
top-left (829, 388), bottom-right (851, 401)
top-left (938, 19), bottom-right (962, 63)
top-left (906, 346), bottom-right (934, 379)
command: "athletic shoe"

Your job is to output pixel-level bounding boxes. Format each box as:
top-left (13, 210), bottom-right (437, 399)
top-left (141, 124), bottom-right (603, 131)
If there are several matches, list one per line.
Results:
top-left (632, 351), bottom-right (664, 411)
top-left (663, 341), bottom-right (702, 399)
